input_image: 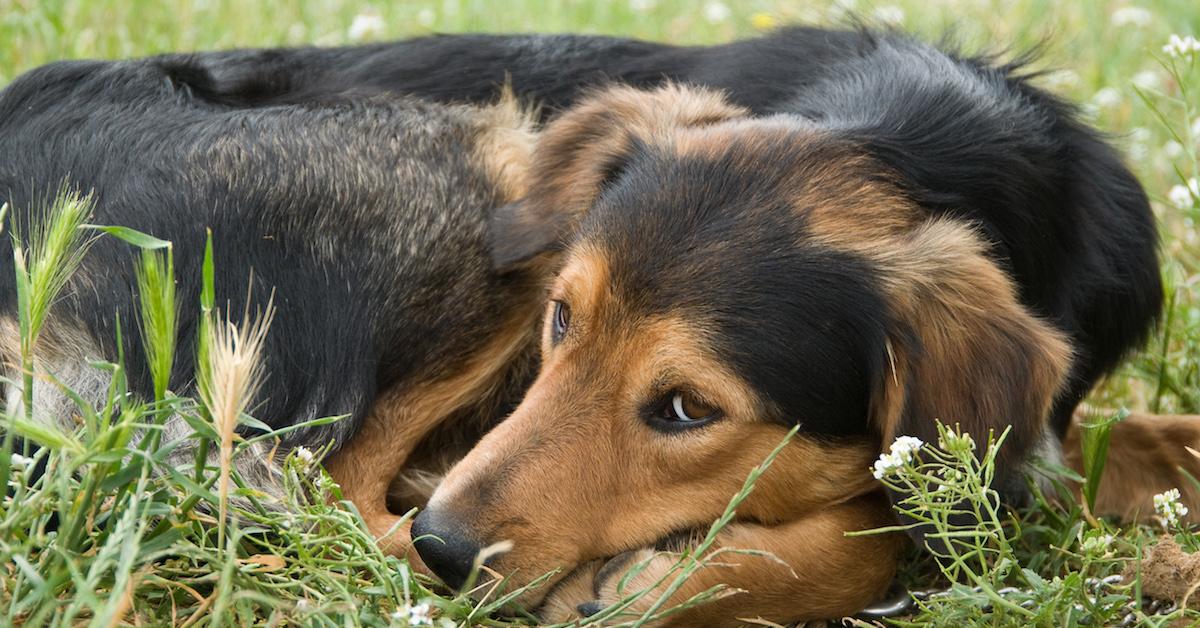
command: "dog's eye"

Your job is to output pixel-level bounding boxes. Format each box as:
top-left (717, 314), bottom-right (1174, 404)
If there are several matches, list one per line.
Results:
top-left (659, 391), bottom-right (720, 426)
top-left (551, 300), bottom-right (570, 343)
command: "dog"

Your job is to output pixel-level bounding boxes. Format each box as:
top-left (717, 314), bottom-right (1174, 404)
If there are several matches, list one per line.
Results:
top-left (2, 25), bottom-right (1188, 626)
top-left (0, 55), bottom-right (547, 562)
top-left (377, 29), bottom-right (1160, 624)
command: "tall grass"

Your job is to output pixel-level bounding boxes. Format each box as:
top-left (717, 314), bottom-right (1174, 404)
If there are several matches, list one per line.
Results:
top-left (0, 1), bottom-right (1198, 625)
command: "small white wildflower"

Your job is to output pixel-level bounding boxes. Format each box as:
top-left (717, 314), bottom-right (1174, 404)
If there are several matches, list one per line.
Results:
top-left (1132, 70), bottom-right (1161, 89)
top-left (1154, 488), bottom-right (1189, 527)
top-left (348, 12), bottom-right (386, 42)
top-left (1091, 87), bottom-right (1123, 109)
top-left (10, 453), bottom-right (34, 471)
top-left (629, 0), bottom-right (657, 12)
top-left (1128, 126), bottom-right (1151, 161)
top-left (416, 9), bottom-right (435, 27)
top-left (295, 598), bottom-right (311, 613)
top-left (1191, 116), bottom-right (1200, 140)
top-left (287, 23), bottom-right (307, 42)
top-left (1110, 6), bottom-right (1154, 28)
top-left (703, 1), bottom-right (731, 23)
top-left (1043, 69), bottom-right (1080, 91)
top-left (1168, 178), bottom-right (1199, 209)
top-left (1163, 34), bottom-right (1200, 59)
top-left (889, 435), bottom-right (924, 458)
top-left (873, 5), bottom-right (905, 25)
top-left (393, 602), bottom-right (434, 626)
top-left (1164, 140), bottom-right (1185, 159)
top-left (872, 436), bottom-right (923, 480)
top-left (294, 446), bottom-right (315, 469)
top-left (871, 452), bottom-right (903, 480)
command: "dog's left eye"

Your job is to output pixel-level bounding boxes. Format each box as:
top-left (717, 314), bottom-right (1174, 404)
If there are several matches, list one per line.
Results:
top-left (656, 391), bottom-right (720, 426)
top-left (551, 300), bottom-right (570, 343)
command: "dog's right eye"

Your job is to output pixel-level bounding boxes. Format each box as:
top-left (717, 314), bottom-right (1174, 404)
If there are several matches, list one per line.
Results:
top-left (551, 300), bottom-right (570, 344)
top-left (646, 390), bottom-right (721, 432)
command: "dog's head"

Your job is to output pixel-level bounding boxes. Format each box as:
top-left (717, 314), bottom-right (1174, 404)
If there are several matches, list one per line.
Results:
top-left (413, 85), bottom-right (1072, 605)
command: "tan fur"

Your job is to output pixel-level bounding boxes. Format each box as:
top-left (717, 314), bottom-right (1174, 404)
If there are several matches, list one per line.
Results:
top-left (540, 493), bottom-right (901, 627)
top-left (520, 83), bottom-right (747, 236)
top-left (853, 220), bottom-right (1073, 466)
top-left (1064, 408), bottom-right (1200, 523)
top-left (471, 91), bottom-right (538, 203)
top-left (324, 295), bottom-right (542, 560)
top-left (426, 247), bottom-right (884, 613)
top-left (428, 85), bottom-right (1070, 621)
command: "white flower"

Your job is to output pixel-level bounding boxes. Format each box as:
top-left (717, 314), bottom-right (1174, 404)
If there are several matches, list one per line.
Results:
top-left (393, 602), bottom-right (434, 626)
top-left (703, 1), bottom-right (731, 23)
top-left (1043, 69), bottom-right (1080, 91)
top-left (1191, 116), bottom-right (1200, 140)
top-left (1110, 7), bottom-right (1154, 28)
top-left (872, 436), bottom-right (924, 479)
top-left (1091, 87), bottom-right (1123, 109)
top-left (10, 453), bottom-right (34, 471)
top-left (629, 0), bottom-right (657, 12)
top-left (1128, 126), bottom-right (1151, 161)
top-left (294, 446), bottom-right (314, 469)
top-left (1154, 488), bottom-right (1189, 527)
top-left (1164, 140), bottom-right (1185, 159)
top-left (1163, 34), bottom-right (1200, 59)
top-left (295, 598), bottom-right (311, 613)
top-left (417, 9), bottom-right (435, 27)
top-left (890, 435), bottom-right (924, 458)
top-left (348, 12), bottom-right (386, 42)
top-left (1132, 70), bottom-right (1161, 89)
top-left (1168, 179), bottom-right (1199, 209)
top-left (872, 452), bottom-right (903, 480)
top-left (873, 5), bottom-right (905, 25)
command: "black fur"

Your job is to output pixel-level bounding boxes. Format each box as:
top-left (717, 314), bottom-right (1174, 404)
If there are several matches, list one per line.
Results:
top-left (0, 59), bottom-right (536, 453)
top-left (0, 26), bottom-right (1159, 489)
top-left (126, 26), bottom-right (1159, 439)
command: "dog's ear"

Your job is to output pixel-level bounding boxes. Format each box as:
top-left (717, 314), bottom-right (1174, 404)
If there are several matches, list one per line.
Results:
top-left (868, 220), bottom-right (1072, 537)
top-left (488, 84), bottom-right (748, 271)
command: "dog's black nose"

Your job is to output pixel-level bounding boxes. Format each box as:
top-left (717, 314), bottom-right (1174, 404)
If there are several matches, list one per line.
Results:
top-left (411, 508), bottom-right (481, 590)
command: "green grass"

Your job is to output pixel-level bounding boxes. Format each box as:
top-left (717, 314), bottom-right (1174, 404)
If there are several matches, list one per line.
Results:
top-left (1, 0), bottom-right (1199, 626)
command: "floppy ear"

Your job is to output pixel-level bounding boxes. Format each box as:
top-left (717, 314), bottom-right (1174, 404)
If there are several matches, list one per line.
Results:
top-left (870, 219), bottom-right (1073, 487)
top-left (487, 84), bottom-right (748, 271)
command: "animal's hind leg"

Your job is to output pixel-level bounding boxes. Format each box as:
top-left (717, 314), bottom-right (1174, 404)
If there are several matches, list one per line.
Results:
top-left (1063, 407), bottom-right (1200, 523)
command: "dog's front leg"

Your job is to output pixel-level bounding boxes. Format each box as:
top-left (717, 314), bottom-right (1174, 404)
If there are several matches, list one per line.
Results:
top-left (540, 492), bottom-right (902, 627)
top-left (324, 383), bottom-right (461, 567)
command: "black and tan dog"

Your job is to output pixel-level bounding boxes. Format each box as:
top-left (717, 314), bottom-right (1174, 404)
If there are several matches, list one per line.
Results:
top-left (3, 25), bottom-right (1196, 626)
top-left (0, 54), bottom-right (546, 562)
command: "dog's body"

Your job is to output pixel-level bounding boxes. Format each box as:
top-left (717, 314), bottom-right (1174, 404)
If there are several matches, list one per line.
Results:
top-left (0, 56), bottom-right (548, 552)
top-left (137, 27), bottom-right (1163, 439)
top-left (0, 26), bottom-right (1181, 626)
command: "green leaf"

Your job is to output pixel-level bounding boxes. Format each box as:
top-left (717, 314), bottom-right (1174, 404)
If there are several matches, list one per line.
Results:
top-left (84, 224), bottom-right (172, 249)
top-left (1078, 408), bottom-right (1127, 514)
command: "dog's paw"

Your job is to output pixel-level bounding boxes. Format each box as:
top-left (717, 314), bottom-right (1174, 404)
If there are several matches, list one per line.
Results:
top-left (539, 548), bottom-right (681, 624)
top-left (537, 559), bottom-right (604, 623)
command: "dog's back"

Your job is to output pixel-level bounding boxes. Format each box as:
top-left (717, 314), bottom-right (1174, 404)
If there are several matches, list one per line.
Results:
top-left (0, 57), bottom-right (539, 456)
